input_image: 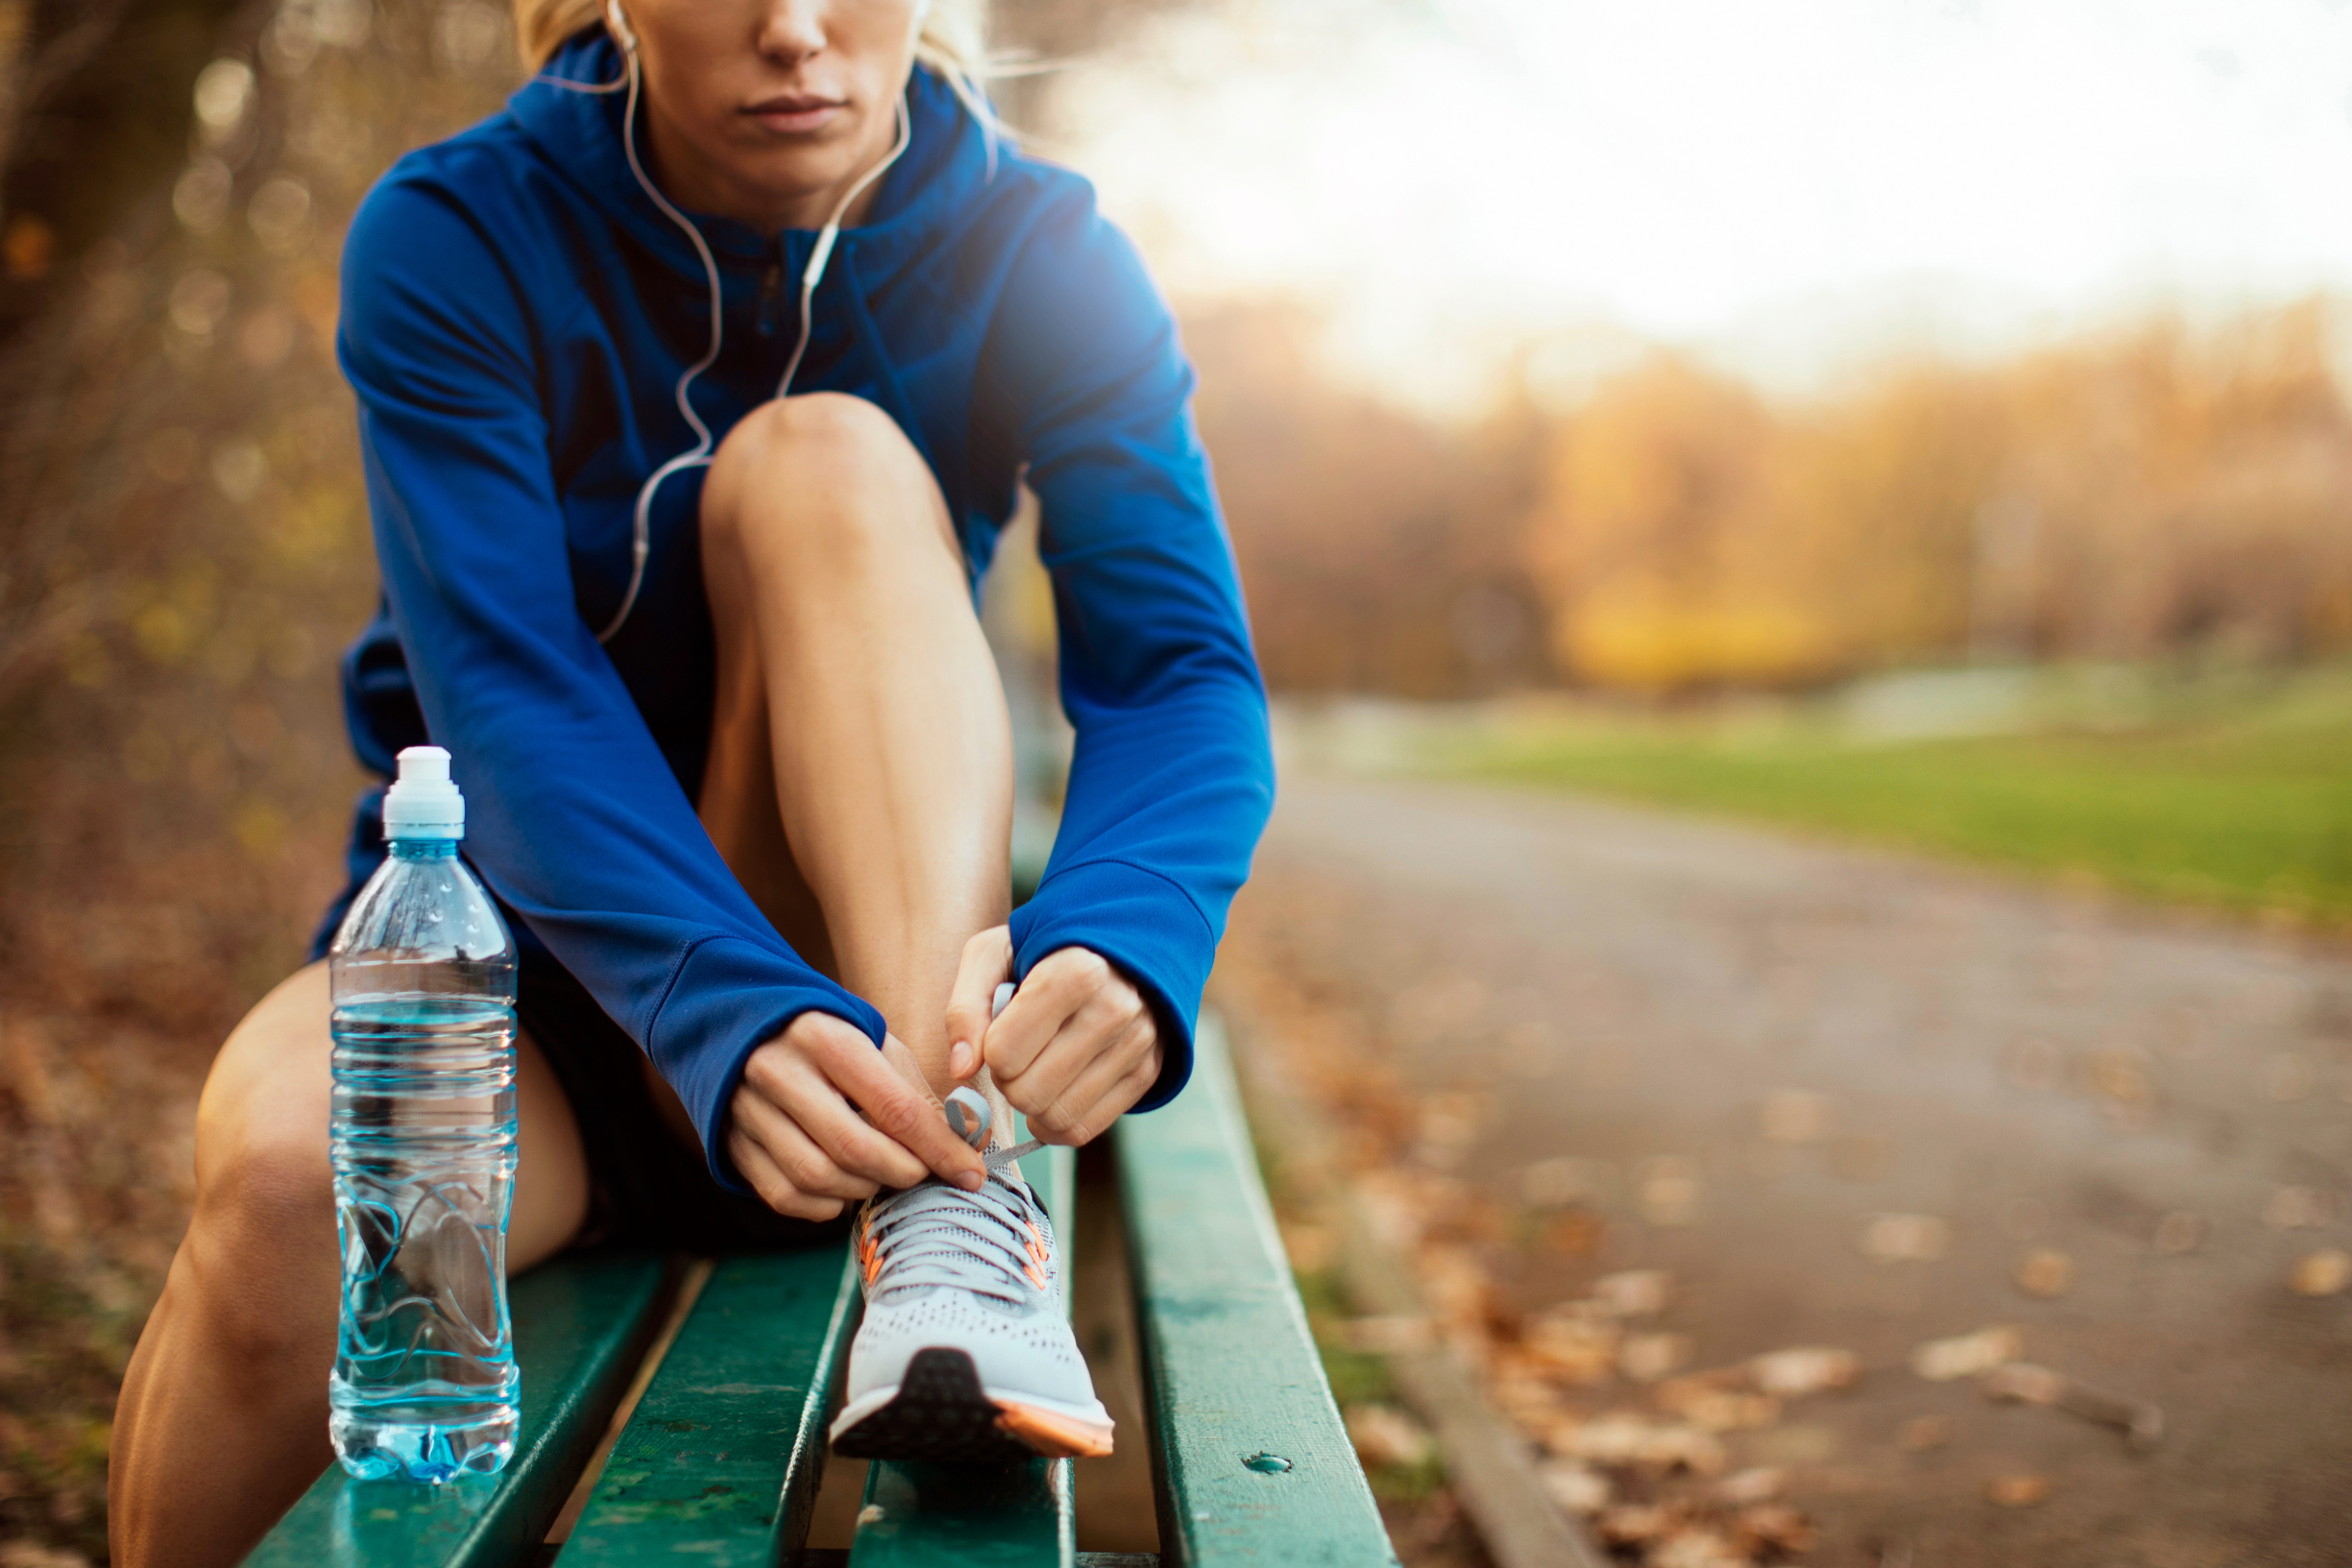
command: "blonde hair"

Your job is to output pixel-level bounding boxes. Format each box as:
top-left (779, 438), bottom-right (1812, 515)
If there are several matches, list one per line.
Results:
top-left (514, 0), bottom-right (997, 133)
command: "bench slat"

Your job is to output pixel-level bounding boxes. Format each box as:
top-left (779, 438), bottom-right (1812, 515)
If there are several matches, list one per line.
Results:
top-left (555, 1241), bottom-right (858, 1565)
top-left (846, 1139), bottom-right (1078, 1567)
top-left (1116, 1017), bottom-right (1399, 1568)
top-left (245, 1249), bottom-right (671, 1568)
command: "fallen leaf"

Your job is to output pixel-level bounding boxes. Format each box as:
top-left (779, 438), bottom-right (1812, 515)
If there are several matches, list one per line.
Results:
top-left (1418, 1242), bottom-right (1494, 1330)
top-left (1980, 1363), bottom-right (2068, 1406)
top-left (2012, 1247), bottom-right (2074, 1298)
top-left (1656, 1369), bottom-right (1782, 1430)
top-left (1911, 1325), bottom-right (2023, 1382)
top-left (1522, 1307), bottom-right (1622, 1384)
top-left (1673, 1389), bottom-right (1782, 1434)
top-left (1735, 1503), bottom-right (1819, 1554)
top-left (1985, 1474), bottom-right (2051, 1508)
top-left (1715, 1465), bottom-right (1783, 1504)
top-left (1748, 1346), bottom-right (1861, 1398)
top-left (1981, 1363), bottom-right (2165, 1450)
top-left (1544, 1207), bottom-right (1609, 1256)
top-left (1896, 1415), bottom-right (1954, 1451)
top-left (1649, 1526), bottom-right (1749, 1568)
top-left (1596, 1503), bottom-right (1675, 1547)
top-left (1488, 1361), bottom-right (1568, 1425)
top-left (1637, 1156), bottom-right (1704, 1226)
top-left (1620, 1332), bottom-right (1695, 1384)
top-left (1345, 1403), bottom-right (1434, 1469)
top-left (1537, 1459), bottom-right (1611, 1515)
top-left (1860, 1213), bottom-right (1951, 1263)
top-left (1555, 1412), bottom-right (1727, 1475)
top-left (1414, 1093), bottom-right (1487, 1168)
top-left (2291, 1249), bottom-right (2352, 1297)
top-left (2264, 1187), bottom-right (2335, 1230)
top-left (1592, 1267), bottom-right (1674, 1317)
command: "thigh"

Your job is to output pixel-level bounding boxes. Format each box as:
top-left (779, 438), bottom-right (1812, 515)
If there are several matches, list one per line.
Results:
top-left (197, 960), bottom-right (589, 1271)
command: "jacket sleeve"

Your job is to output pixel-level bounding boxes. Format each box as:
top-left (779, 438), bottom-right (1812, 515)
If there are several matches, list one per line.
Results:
top-left (339, 173), bottom-right (885, 1190)
top-left (988, 183), bottom-right (1276, 1112)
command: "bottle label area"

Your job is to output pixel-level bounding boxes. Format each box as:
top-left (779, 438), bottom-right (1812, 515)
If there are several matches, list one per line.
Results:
top-left (328, 994), bottom-right (521, 1484)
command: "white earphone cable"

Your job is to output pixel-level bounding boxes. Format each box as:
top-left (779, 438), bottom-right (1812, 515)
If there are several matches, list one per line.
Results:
top-left (775, 93), bottom-right (911, 403)
top-left (577, 8), bottom-right (916, 643)
top-left (595, 37), bottom-right (725, 642)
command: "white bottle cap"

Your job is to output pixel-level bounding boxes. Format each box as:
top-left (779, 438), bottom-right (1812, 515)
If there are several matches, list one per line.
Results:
top-left (383, 745), bottom-right (465, 840)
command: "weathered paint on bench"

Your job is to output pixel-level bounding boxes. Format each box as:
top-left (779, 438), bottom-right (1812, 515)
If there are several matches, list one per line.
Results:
top-left (554, 1242), bottom-right (858, 1564)
top-left (1117, 1018), bottom-right (1400, 1568)
top-left (246, 1249), bottom-right (669, 1568)
top-left (845, 1137), bottom-right (1079, 1567)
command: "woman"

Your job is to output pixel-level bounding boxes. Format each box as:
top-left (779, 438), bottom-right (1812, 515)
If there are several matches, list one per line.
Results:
top-left (108, 1), bottom-right (1273, 1560)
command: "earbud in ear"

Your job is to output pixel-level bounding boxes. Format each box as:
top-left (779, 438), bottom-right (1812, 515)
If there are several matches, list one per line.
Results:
top-left (604, 0), bottom-right (640, 54)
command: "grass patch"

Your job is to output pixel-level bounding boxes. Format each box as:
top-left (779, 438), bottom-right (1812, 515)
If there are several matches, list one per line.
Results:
top-left (1397, 665), bottom-right (2352, 924)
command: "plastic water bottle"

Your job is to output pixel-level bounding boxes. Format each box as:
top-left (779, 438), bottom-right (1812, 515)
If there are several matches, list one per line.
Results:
top-left (327, 745), bottom-right (520, 1484)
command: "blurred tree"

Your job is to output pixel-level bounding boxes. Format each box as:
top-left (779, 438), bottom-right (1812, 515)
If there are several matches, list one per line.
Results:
top-left (0, 0), bottom-right (254, 350)
top-left (1521, 354), bottom-right (1835, 690)
top-left (1519, 304), bottom-right (2352, 692)
top-left (1188, 298), bottom-right (1549, 696)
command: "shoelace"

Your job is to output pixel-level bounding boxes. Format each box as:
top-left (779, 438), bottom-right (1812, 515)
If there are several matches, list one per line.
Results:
top-left (949, 1083), bottom-right (1042, 1172)
top-left (861, 1171), bottom-right (1052, 1307)
top-left (858, 1086), bottom-right (1051, 1307)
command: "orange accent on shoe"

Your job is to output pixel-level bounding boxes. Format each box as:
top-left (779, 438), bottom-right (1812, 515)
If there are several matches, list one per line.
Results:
top-left (993, 1400), bottom-right (1114, 1459)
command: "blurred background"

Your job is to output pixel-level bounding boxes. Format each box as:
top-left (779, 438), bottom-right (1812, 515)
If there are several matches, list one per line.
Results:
top-left (1, 2), bottom-right (2348, 1563)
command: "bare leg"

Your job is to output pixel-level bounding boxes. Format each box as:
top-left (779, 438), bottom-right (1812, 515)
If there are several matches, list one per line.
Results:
top-left (109, 962), bottom-right (590, 1568)
top-left (699, 393), bottom-right (1015, 1094)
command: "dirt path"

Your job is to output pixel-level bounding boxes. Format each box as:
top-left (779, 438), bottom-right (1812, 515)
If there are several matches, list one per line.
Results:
top-left (1213, 768), bottom-right (2352, 1567)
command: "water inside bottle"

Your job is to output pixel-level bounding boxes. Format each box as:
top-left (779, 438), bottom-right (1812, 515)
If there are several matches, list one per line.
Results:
top-left (328, 994), bottom-right (520, 1484)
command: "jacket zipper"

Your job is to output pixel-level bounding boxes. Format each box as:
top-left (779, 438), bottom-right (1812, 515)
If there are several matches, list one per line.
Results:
top-left (754, 255), bottom-right (784, 338)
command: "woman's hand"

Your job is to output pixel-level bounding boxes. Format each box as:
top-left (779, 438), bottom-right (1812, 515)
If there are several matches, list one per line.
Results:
top-left (726, 1011), bottom-right (986, 1219)
top-left (944, 928), bottom-right (1164, 1146)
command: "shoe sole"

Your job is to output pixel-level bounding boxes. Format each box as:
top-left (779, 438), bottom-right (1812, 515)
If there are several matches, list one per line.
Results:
top-left (830, 1347), bottom-right (1115, 1462)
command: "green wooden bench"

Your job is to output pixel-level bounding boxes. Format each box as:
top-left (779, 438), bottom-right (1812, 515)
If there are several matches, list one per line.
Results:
top-left (247, 1018), bottom-right (1397, 1567)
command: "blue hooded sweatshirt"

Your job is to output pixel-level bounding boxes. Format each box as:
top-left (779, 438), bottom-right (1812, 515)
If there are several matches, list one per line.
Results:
top-left (322, 35), bottom-right (1274, 1188)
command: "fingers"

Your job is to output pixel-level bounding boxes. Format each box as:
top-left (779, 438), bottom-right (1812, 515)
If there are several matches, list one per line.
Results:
top-left (741, 1032), bottom-right (931, 1191)
top-left (1035, 1029), bottom-right (1163, 1144)
top-left (987, 947), bottom-right (1161, 1146)
top-left (725, 1125), bottom-right (849, 1221)
top-left (943, 926), bottom-right (1014, 1082)
top-left (983, 947), bottom-right (1118, 1084)
top-left (1014, 1012), bottom-right (1158, 1145)
top-left (826, 1030), bottom-right (986, 1190)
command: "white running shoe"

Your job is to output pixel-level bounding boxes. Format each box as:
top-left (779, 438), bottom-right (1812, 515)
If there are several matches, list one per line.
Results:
top-left (829, 1093), bottom-right (1114, 1462)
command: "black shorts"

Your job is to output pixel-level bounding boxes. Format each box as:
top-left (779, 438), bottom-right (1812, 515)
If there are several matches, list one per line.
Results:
top-left (517, 948), bottom-right (845, 1254)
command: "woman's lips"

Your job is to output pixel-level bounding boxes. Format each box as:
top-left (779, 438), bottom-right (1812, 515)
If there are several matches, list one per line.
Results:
top-left (744, 95), bottom-right (845, 134)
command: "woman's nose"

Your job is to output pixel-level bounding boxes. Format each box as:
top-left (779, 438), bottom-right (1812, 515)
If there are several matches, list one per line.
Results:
top-left (754, 0), bottom-right (827, 63)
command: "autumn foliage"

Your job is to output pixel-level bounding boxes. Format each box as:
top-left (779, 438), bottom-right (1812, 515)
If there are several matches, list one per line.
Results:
top-left (1198, 301), bottom-right (2352, 695)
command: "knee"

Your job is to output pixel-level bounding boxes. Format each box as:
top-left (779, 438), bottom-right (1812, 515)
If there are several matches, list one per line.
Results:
top-left (183, 1108), bottom-right (335, 1365)
top-left (705, 393), bottom-right (952, 570)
